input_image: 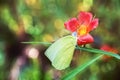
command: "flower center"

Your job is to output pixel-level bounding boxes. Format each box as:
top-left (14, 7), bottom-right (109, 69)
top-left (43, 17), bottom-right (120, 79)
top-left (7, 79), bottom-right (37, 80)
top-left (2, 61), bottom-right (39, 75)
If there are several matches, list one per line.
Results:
top-left (77, 25), bottom-right (87, 36)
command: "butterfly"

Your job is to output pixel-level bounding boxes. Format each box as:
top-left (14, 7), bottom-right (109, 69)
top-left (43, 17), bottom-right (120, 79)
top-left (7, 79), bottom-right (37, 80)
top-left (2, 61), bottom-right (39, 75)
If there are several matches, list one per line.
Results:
top-left (45, 35), bottom-right (76, 70)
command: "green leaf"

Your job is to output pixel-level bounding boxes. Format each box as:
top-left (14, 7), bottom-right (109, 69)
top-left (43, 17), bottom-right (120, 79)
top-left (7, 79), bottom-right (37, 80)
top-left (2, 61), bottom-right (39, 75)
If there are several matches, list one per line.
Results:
top-left (76, 46), bottom-right (120, 59)
top-left (21, 42), bottom-right (52, 46)
top-left (61, 54), bottom-right (103, 80)
top-left (45, 35), bottom-right (76, 70)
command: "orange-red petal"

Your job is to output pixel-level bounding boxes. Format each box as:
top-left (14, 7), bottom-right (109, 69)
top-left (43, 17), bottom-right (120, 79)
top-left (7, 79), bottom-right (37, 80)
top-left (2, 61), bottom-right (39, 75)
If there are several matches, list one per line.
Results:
top-left (100, 45), bottom-right (118, 53)
top-left (87, 18), bottom-right (99, 32)
top-left (100, 44), bottom-right (118, 61)
top-left (78, 12), bottom-right (92, 25)
top-left (77, 34), bottom-right (94, 45)
top-left (64, 18), bottom-right (79, 32)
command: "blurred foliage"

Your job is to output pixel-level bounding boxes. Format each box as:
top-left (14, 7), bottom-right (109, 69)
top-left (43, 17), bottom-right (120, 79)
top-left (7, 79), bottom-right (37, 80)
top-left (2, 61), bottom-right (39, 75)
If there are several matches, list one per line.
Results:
top-left (0, 0), bottom-right (120, 80)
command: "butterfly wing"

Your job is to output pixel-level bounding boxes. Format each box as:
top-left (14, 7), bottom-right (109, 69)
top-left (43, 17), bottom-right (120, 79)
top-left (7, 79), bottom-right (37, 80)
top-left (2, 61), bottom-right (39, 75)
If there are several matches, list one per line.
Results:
top-left (45, 35), bottom-right (76, 70)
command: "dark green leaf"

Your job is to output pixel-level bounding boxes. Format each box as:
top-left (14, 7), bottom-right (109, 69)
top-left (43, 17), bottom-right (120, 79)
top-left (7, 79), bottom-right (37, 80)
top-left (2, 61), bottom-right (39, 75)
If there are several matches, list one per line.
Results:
top-left (61, 54), bottom-right (103, 80)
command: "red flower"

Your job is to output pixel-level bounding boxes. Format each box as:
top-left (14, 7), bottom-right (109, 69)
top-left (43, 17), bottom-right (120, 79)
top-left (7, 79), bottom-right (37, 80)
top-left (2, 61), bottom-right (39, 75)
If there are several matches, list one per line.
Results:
top-left (64, 12), bottom-right (99, 45)
top-left (100, 44), bottom-right (118, 61)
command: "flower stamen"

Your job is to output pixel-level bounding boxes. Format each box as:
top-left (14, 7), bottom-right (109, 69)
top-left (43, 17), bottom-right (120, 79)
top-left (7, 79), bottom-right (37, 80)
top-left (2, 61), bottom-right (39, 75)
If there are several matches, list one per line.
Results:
top-left (77, 25), bottom-right (87, 36)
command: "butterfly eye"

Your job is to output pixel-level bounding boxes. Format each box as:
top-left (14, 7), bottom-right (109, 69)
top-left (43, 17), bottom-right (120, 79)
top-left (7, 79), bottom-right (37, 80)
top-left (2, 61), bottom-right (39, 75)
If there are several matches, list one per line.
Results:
top-left (72, 32), bottom-right (77, 37)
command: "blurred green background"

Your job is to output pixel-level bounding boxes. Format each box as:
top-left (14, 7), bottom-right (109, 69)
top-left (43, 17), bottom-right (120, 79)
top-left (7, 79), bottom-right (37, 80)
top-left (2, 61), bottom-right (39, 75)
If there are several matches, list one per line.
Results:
top-left (0, 0), bottom-right (120, 80)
